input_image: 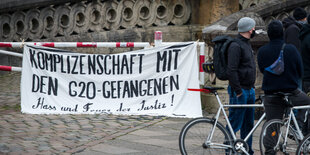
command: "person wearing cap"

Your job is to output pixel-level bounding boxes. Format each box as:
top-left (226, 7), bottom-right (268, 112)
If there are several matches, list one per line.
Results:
top-left (226, 17), bottom-right (256, 155)
top-left (257, 20), bottom-right (310, 154)
top-left (283, 7), bottom-right (308, 51)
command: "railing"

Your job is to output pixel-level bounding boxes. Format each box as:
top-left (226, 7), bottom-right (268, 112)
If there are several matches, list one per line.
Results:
top-left (0, 31), bottom-right (207, 85)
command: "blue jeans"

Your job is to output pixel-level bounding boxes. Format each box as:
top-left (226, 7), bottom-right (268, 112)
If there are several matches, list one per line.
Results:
top-left (226, 86), bottom-right (255, 155)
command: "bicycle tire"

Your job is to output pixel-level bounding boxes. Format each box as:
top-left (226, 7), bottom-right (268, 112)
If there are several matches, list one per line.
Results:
top-left (296, 133), bottom-right (310, 155)
top-left (179, 117), bottom-right (233, 155)
top-left (260, 119), bottom-right (299, 155)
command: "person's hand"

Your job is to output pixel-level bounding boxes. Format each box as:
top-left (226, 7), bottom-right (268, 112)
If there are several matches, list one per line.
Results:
top-left (237, 93), bottom-right (243, 97)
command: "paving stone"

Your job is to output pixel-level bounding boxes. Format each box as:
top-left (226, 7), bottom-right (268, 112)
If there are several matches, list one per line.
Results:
top-left (23, 150), bottom-right (41, 154)
top-left (38, 145), bottom-right (51, 151)
top-left (129, 129), bottom-right (169, 137)
top-left (75, 149), bottom-right (107, 155)
top-left (0, 143), bottom-right (10, 153)
top-left (0, 72), bottom-right (264, 154)
top-left (132, 138), bottom-right (178, 150)
top-left (90, 143), bottom-right (141, 154)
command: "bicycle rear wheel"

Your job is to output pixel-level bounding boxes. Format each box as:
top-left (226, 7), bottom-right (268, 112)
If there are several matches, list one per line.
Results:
top-left (179, 117), bottom-right (233, 155)
top-left (260, 119), bottom-right (299, 155)
top-left (296, 134), bottom-right (310, 155)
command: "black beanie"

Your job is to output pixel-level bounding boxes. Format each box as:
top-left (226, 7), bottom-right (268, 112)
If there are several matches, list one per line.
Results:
top-left (293, 7), bottom-right (307, 20)
top-left (267, 20), bottom-right (283, 40)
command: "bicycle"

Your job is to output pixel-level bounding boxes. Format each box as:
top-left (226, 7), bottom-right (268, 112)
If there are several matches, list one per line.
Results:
top-left (259, 92), bottom-right (310, 154)
top-left (179, 86), bottom-right (265, 155)
top-left (296, 133), bottom-right (310, 154)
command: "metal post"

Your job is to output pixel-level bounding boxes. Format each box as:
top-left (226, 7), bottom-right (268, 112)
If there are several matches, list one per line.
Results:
top-left (199, 43), bottom-right (205, 85)
top-left (154, 31), bottom-right (162, 47)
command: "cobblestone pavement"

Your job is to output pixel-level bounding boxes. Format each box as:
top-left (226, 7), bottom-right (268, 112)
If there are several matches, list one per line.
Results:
top-left (0, 72), bottom-right (263, 155)
top-left (0, 72), bottom-right (166, 154)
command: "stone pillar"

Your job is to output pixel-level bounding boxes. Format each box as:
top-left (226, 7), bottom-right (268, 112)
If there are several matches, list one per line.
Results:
top-left (191, 0), bottom-right (239, 26)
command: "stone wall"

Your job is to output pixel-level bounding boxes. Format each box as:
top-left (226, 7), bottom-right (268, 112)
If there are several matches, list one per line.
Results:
top-left (191, 0), bottom-right (239, 26)
top-left (1, 0), bottom-right (309, 112)
top-left (239, 0), bottom-right (269, 10)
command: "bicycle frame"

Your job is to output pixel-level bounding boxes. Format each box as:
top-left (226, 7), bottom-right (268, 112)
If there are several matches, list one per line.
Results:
top-left (206, 91), bottom-right (265, 155)
top-left (282, 105), bottom-right (310, 147)
top-left (187, 87), bottom-right (310, 155)
top-left (261, 104), bottom-right (310, 154)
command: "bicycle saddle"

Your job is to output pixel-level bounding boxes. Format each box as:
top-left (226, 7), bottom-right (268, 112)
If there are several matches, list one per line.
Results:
top-left (273, 92), bottom-right (294, 97)
top-left (203, 86), bottom-right (224, 91)
top-left (271, 92), bottom-right (294, 107)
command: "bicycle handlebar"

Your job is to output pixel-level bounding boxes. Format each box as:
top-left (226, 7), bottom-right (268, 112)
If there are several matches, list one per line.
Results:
top-left (188, 86), bottom-right (224, 94)
top-left (187, 88), bottom-right (210, 93)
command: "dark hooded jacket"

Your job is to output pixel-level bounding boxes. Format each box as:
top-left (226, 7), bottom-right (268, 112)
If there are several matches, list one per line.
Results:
top-left (226, 34), bottom-right (256, 95)
top-left (283, 16), bottom-right (303, 51)
top-left (257, 40), bottom-right (303, 94)
top-left (257, 20), bottom-right (303, 94)
top-left (299, 24), bottom-right (310, 81)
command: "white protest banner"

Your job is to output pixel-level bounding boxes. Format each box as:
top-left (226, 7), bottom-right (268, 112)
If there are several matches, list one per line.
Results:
top-left (21, 42), bottom-right (202, 117)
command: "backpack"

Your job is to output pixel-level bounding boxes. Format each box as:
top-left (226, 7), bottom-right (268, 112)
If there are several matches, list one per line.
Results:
top-left (211, 35), bottom-right (243, 80)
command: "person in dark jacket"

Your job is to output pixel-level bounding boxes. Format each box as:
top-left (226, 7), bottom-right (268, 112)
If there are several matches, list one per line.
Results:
top-left (299, 15), bottom-right (310, 135)
top-left (282, 7), bottom-right (307, 52)
top-left (257, 20), bottom-right (310, 154)
top-left (300, 14), bottom-right (310, 93)
top-left (226, 17), bottom-right (256, 155)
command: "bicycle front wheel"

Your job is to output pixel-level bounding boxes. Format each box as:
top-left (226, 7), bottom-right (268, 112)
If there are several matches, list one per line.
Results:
top-left (296, 134), bottom-right (310, 155)
top-left (260, 119), bottom-right (299, 155)
top-left (179, 117), bottom-right (233, 155)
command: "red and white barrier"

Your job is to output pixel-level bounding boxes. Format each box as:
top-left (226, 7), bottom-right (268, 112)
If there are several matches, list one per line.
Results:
top-left (153, 31), bottom-right (206, 85)
top-left (0, 42), bottom-right (151, 73)
top-left (0, 50), bottom-right (23, 57)
top-left (0, 42), bottom-right (150, 48)
top-left (158, 42), bottom-right (206, 85)
top-left (0, 65), bottom-right (22, 72)
top-left (0, 50), bottom-right (23, 72)
top-left (154, 31), bottom-right (162, 47)
top-left (199, 43), bottom-right (205, 85)
top-left (0, 33), bottom-right (207, 85)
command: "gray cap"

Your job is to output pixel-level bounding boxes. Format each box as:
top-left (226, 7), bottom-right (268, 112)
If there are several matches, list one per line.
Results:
top-left (237, 17), bottom-right (256, 32)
